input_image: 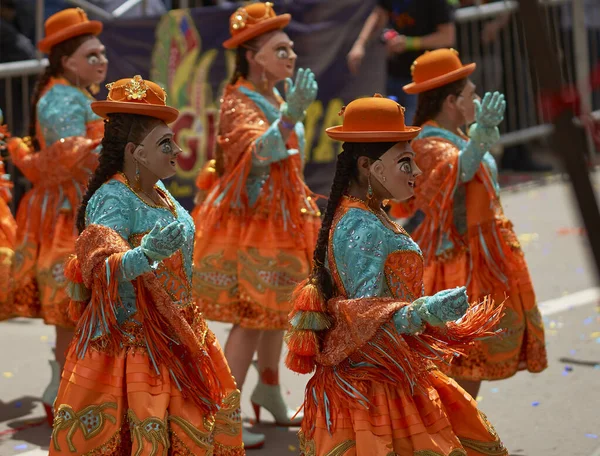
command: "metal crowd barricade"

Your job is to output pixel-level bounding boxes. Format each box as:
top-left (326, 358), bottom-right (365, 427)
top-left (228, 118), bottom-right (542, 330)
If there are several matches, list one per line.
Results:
top-left (456, 0), bottom-right (599, 152)
top-left (0, 59), bottom-right (47, 133)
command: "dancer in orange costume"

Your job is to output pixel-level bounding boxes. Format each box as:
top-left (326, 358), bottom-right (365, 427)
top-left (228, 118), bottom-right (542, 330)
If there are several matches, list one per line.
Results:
top-left (50, 76), bottom-right (244, 455)
top-left (192, 2), bottom-right (319, 447)
top-left (391, 49), bottom-right (547, 398)
top-left (5, 7), bottom-right (107, 423)
top-left (0, 112), bottom-right (17, 322)
top-left (285, 94), bottom-right (507, 456)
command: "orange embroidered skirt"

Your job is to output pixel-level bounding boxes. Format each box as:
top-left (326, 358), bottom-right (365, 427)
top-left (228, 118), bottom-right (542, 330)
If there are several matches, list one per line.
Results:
top-left (423, 234), bottom-right (547, 380)
top-left (302, 369), bottom-right (506, 456)
top-left (417, 180), bottom-right (547, 380)
top-left (51, 319), bottom-right (244, 455)
top-left (193, 209), bottom-right (319, 329)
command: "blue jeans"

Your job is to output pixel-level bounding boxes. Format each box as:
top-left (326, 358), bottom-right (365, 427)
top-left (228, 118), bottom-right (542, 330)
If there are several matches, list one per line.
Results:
top-left (386, 75), bottom-right (418, 126)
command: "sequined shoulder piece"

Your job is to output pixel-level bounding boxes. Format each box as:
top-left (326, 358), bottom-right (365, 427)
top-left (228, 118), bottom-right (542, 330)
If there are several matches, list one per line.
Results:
top-left (331, 207), bottom-right (417, 299)
top-left (38, 83), bottom-right (100, 123)
top-left (85, 179), bottom-right (135, 238)
top-left (418, 124), bottom-right (467, 149)
top-left (37, 83), bottom-right (101, 146)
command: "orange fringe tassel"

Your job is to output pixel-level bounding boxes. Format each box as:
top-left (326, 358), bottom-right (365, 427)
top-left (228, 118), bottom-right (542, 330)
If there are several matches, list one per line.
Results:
top-left (285, 329), bottom-right (318, 356)
top-left (302, 321), bottom-right (432, 438)
top-left (405, 296), bottom-right (505, 364)
top-left (285, 351), bottom-right (316, 375)
top-left (68, 300), bottom-right (85, 322)
top-left (291, 279), bottom-right (327, 312)
top-left (285, 279), bottom-right (330, 374)
top-left (64, 255), bottom-right (83, 284)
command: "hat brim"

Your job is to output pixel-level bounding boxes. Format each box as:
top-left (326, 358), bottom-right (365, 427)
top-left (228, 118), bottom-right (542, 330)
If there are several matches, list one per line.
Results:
top-left (91, 101), bottom-right (180, 124)
top-left (325, 126), bottom-right (421, 143)
top-left (403, 63), bottom-right (477, 94)
top-left (223, 14), bottom-right (291, 49)
top-left (38, 21), bottom-right (103, 54)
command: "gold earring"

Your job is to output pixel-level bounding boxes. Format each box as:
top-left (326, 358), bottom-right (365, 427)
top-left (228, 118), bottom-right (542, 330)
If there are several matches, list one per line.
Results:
top-left (134, 160), bottom-right (141, 191)
top-left (367, 174), bottom-right (374, 205)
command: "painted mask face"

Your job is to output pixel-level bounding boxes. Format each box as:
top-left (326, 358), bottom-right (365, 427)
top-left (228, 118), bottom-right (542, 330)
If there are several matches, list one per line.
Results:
top-left (133, 122), bottom-right (182, 180)
top-left (369, 141), bottom-right (422, 202)
top-left (253, 30), bottom-right (297, 81)
top-left (63, 37), bottom-right (108, 87)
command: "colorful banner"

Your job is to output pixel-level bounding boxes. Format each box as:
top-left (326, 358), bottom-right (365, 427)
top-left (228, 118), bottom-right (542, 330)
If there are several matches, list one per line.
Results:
top-left (100, 0), bottom-right (385, 209)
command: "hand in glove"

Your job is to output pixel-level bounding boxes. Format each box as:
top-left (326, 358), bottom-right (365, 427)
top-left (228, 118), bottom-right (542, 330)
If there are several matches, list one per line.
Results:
top-left (140, 221), bottom-right (185, 262)
top-left (475, 91), bottom-right (506, 129)
top-left (468, 123), bottom-right (500, 152)
top-left (281, 68), bottom-right (318, 123)
top-left (418, 286), bottom-right (469, 327)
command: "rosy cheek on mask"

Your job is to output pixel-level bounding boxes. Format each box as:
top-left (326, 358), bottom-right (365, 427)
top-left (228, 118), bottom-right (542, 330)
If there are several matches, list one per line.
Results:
top-left (370, 161), bottom-right (412, 202)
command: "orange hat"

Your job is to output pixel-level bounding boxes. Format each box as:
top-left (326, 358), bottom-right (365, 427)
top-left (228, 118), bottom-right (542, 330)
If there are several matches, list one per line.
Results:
top-left (326, 94), bottom-right (421, 143)
top-left (223, 2), bottom-right (291, 49)
top-left (403, 49), bottom-right (476, 94)
top-left (38, 8), bottom-right (103, 54)
top-left (91, 75), bottom-right (179, 123)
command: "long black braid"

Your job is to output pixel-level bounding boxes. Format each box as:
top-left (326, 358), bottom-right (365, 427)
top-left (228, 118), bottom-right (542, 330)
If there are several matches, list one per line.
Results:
top-left (310, 146), bottom-right (353, 301)
top-left (76, 113), bottom-right (161, 233)
top-left (28, 35), bottom-right (94, 151)
top-left (413, 78), bottom-right (468, 127)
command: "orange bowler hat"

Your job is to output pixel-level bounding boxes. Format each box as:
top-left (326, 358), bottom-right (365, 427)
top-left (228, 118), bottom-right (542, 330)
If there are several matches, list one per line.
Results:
top-left (38, 8), bottom-right (103, 54)
top-left (223, 2), bottom-right (291, 49)
top-left (403, 48), bottom-right (476, 94)
top-left (326, 94), bottom-right (421, 143)
top-left (91, 75), bottom-right (179, 123)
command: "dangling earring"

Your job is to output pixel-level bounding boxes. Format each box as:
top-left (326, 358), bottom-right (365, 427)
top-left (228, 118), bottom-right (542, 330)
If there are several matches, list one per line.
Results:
top-left (134, 160), bottom-right (141, 191)
top-left (366, 174), bottom-right (374, 205)
top-left (261, 67), bottom-right (268, 92)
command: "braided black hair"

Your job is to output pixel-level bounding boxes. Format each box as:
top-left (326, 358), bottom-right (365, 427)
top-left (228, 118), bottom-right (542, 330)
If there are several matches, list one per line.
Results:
top-left (28, 35), bottom-right (94, 151)
top-left (413, 78), bottom-right (468, 127)
top-left (76, 113), bottom-right (161, 233)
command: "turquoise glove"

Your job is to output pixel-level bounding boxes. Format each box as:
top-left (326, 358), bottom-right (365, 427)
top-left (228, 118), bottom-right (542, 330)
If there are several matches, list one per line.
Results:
top-left (392, 286), bottom-right (469, 333)
top-left (460, 123), bottom-right (500, 182)
top-left (281, 68), bottom-right (318, 123)
top-left (475, 91), bottom-right (506, 128)
top-left (140, 220), bottom-right (185, 262)
top-left (469, 123), bottom-right (500, 151)
top-left (419, 286), bottom-right (469, 327)
top-left (393, 299), bottom-right (426, 334)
